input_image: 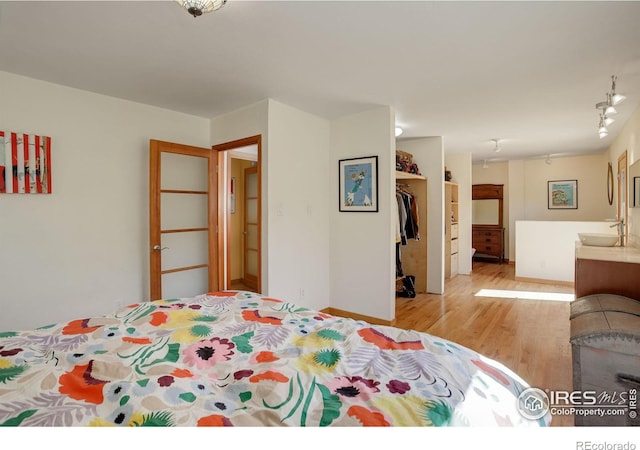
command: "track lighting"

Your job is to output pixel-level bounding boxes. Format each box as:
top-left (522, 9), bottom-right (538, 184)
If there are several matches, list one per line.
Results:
top-left (595, 75), bottom-right (625, 138)
top-left (598, 115), bottom-right (609, 139)
top-left (610, 75), bottom-right (626, 106)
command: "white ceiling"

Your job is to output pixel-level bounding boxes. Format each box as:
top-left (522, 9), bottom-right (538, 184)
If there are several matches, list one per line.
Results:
top-left (1, 1), bottom-right (640, 163)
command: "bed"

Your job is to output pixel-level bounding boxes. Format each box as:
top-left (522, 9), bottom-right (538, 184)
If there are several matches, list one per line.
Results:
top-left (0, 291), bottom-right (549, 427)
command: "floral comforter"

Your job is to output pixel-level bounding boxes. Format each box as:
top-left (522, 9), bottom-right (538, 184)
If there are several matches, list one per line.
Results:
top-left (0, 291), bottom-right (548, 426)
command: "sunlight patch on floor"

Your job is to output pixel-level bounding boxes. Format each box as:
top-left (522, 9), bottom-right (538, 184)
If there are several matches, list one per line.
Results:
top-left (474, 289), bottom-right (575, 302)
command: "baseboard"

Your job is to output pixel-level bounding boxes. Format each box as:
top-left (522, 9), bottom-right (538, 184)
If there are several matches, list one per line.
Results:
top-left (321, 307), bottom-right (396, 327)
top-left (514, 276), bottom-right (574, 287)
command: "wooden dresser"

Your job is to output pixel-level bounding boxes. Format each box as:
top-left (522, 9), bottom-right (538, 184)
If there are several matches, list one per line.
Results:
top-left (472, 225), bottom-right (504, 262)
top-left (472, 184), bottom-right (504, 263)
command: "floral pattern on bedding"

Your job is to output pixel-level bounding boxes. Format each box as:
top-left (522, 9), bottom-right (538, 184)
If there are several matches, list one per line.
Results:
top-left (0, 291), bottom-right (549, 427)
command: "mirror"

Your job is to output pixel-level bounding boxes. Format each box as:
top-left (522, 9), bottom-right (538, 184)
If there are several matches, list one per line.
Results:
top-left (472, 184), bottom-right (504, 227)
top-left (472, 199), bottom-right (500, 225)
top-left (630, 159), bottom-right (640, 208)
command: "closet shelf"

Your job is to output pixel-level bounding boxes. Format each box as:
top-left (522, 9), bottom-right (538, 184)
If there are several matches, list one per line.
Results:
top-left (396, 171), bottom-right (425, 180)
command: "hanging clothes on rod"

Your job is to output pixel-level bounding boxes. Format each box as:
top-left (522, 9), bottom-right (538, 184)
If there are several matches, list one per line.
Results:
top-left (395, 184), bottom-right (421, 289)
top-left (396, 184), bottom-right (420, 244)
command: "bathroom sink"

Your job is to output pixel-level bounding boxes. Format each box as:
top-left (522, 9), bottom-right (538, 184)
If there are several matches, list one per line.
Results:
top-left (578, 233), bottom-right (619, 247)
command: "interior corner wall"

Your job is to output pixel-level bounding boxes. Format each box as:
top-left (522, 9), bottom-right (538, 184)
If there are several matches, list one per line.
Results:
top-left (330, 107), bottom-right (395, 321)
top-left (522, 153), bottom-right (613, 221)
top-left (0, 71), bottom-right (211, 331)
top-left (265, 100), bottom-right (331, 312)
top-left (397, 137), bottom-right (445, 294)
top-left (445, 152), bottom-right (472, 275)
top-left (507, 160), bottom-right (525, 262)
top-left (607, 103), bottom-right (640, 242)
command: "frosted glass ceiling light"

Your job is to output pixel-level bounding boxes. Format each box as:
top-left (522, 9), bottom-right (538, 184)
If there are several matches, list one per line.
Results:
top-left (598, 116), bottom-right (608, 139)
top-left (176, 0), bottom-right (227, 18)
top-left (603, 115), bottom-right (615, 126)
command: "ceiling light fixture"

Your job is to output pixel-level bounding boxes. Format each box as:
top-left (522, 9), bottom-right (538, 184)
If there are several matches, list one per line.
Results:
top-left (598, 116), bottom-right (609, 139)
top-left (545, 155), bottom-right (552, 165)
top-left (595, 75), bottom-right (625, 138)
top-left (491, 138), bottom-right (501, 153)
top-left (610, 75), bottom-right (626, 106)
top-left (482, 160), bottom-right (488, 169)
top-left (176, 0), bottom-right (227, 18)
top-left (395, 127), bottom-right (403, 137)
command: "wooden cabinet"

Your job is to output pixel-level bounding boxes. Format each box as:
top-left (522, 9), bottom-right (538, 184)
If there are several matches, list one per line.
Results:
top-left (472, 226), bottom-right (504, 262)
top-left (472, 184), bottom-right (504, 263)
top-left (445, 182), bottom-right (459, 278)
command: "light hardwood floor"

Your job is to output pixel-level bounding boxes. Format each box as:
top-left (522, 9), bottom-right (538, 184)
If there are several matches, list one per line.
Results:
top-left (395, 261), bottom-right (575, 426)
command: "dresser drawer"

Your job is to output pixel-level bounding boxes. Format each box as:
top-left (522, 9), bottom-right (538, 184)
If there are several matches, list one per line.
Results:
top-left (451, 224), bottom-right (459, 239)
top-left (473, 233), bottom-right (501, 245)
top-left (476, 243), bottom-right (501, 256)
top-left (451, 238), bottom-right (458, 255)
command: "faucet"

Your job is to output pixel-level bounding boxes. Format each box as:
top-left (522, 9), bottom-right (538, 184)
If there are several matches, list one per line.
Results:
top-left (610, 218), bottom-right (625, 246)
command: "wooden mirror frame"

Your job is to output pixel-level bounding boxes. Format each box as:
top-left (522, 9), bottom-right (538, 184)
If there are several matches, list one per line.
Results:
top-left (607, 162), bottom-right (614, 206)
top-left (472, 184), bottom-right (504, 227)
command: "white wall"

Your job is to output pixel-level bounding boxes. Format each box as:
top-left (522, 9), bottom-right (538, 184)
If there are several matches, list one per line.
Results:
top-left (607, 103), bottom-right (640, 244)
top-left (397, 137), bottom-right (445, 294)
top-left (515, 220), bottom-right (616, 283)
top-left (445, 153), bottom-right (472, 275)
top-left (522, 153), bottom-right (613, 222)
top-left (211, 100), bottom-right (270, 291)
top-left (330, 107), bottom-right (395, 321)
top-left (473, 154), bottom-right (615, 261)
top-left (507, 160), bottom-right (526, 262)
top-left (265, 100), bottom-right (331, 312)
top-left (0, 71), bottom-right (211, 331)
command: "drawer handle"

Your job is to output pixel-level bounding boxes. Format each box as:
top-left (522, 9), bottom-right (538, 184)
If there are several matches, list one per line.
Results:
top-left (485, 238), bottom-right (491, 242)
top-left (485, 246), bottom-right (492, 250)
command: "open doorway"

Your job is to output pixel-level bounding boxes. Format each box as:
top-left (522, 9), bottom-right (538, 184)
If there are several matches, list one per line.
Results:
top-left (213, 136), bottom-right (262, 294)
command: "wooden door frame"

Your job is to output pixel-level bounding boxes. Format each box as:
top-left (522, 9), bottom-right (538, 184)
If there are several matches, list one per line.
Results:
top-left (242, 165), bottom-right (259, 289)
top-left (617, 150), bottom-right (628, 244)
top-left (212, 135), bottom-right (262, 293)
top-left (149, 139), bottom-right (218, 300)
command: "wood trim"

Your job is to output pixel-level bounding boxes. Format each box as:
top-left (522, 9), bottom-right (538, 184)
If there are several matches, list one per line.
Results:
top-left (617, 151), bottom-right (628, 243)
top-left (149, 140), bottom-right (161, 300)
top-left (161, 228), bottom-right (209, 234)
top-left (161, 264), bottom-right (209, 275)
top-left (212, 135), bottom-right (262, 153)
top-left (321, 307), bottom-right (396, 327)
top-left (514, 276), bottom-right (574, 287)
top-left (149, 139), bottom-right (218, 301)
top-left (161, 189), bottom-right (208, 195)
top-left (213, 135), bottom-right (262, 293)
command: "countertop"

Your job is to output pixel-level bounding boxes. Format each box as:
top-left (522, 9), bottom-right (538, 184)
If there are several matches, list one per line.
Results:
top-left (575, 241), bottom-right (640, 263)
